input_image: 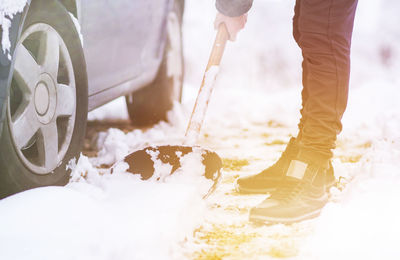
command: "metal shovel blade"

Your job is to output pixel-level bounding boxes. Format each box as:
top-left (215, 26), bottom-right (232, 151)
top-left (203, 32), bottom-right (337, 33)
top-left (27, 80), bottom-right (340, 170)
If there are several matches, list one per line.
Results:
top-left (122, 145), bottom-right (222, 196)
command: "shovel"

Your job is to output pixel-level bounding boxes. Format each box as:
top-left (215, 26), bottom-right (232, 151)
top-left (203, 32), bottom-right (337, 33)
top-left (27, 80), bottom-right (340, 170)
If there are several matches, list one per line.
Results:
top-left (121, 24), bottom-right (230, 197)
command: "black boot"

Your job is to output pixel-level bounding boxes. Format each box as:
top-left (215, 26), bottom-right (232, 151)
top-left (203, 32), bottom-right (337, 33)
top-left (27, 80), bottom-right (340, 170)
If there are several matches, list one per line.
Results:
top-left (249, 149), bottom-right (330, 224)
top-left (236, 138), bottom-right (336, 194)
top-left (235, 138), bottom-right (298, 193)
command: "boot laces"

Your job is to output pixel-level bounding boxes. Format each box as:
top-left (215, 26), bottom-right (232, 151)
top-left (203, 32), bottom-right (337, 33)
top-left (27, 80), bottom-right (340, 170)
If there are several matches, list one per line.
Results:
top-left (270, 179), bottom-right (304, 203)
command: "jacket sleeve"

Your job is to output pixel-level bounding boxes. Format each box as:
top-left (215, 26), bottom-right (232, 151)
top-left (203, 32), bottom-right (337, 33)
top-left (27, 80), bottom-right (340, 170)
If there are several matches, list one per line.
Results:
top-left (216, 0), bottom-right (253, 17)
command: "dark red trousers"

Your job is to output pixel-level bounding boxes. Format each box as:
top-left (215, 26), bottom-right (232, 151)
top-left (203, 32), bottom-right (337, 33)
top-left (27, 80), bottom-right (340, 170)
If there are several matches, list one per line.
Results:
top-left (293, 0), bottom-right (358, 157)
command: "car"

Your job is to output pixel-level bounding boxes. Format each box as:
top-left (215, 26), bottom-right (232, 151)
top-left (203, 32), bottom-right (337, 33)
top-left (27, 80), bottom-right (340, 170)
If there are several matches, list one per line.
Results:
top-left (0, 0), bottom-right (184, 197)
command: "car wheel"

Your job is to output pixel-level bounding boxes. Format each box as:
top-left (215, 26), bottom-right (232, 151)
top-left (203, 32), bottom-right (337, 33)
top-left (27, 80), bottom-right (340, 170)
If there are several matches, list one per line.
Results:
top-left (125, 0), bottom-right (184, 127)
top-left (0, 0), bottom-right (88, 198)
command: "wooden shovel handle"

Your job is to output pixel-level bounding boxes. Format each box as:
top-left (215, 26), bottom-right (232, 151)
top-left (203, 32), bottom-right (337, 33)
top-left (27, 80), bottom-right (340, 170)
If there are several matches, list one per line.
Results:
top-left (184, 23), bottom-right (230, 145)
top-left (206, 23), bottom-right (230, 69)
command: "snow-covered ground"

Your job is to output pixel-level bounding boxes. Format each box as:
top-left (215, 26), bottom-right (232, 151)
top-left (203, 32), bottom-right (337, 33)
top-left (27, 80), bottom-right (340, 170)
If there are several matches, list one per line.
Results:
top-left (1, 0), bottom-right (400, 259)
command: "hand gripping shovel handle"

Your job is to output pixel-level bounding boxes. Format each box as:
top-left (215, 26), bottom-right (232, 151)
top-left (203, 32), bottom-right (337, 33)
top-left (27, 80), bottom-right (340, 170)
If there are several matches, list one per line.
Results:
top-left (184, 23), bottom-right (230, 145)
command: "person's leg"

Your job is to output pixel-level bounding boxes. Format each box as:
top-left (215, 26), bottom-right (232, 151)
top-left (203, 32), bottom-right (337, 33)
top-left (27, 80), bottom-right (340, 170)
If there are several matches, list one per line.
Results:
top-left (250, 0), bottom-right (358, 224)
top-left (235, 0), bottom-right (338, 194)
top-left (296, 0), bottom-right (358, 157)
top-left (293, 0), bottom-right (309, 141)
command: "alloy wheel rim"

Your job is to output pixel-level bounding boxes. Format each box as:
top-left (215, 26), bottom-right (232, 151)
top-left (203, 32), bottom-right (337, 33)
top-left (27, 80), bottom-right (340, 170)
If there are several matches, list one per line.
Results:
top-left (7, 23), bottom-right (76, 174)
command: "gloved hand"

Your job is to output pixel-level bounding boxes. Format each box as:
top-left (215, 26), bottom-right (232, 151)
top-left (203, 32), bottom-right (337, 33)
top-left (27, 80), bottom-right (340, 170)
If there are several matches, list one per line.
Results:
top-left (214, 12), bottom-right (248, 41)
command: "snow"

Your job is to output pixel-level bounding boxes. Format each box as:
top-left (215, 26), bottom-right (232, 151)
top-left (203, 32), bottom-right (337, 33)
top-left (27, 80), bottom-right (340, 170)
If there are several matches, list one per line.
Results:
top-left (0, 0), bottom-right (27, 59)
top-left (1, 0), bottom-right (400, 259)
top-left (302, 82), bottom-right (400, 259)
top-left (87, 97), bottom-right (130, 121)
top-left (143, 146), bottom-right (212, 197)
top-left (0, 154), bottom-right (207, 260)
top-left (166, 148), bottom-right (213, 198)
top-left (304, 139), bottom-right (400, 259)
top-left (146, 148), bottom-right (174, 181)
top-left (181, 0), bottom-right (400, 258)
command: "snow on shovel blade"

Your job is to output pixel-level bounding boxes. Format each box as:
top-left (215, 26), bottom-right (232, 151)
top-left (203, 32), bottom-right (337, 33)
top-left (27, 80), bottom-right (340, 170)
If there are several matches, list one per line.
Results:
top-left (122, 145), bottom-right (222, 196)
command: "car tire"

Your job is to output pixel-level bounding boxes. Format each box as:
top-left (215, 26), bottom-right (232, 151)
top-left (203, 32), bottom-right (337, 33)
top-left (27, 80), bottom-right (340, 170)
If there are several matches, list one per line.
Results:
top-left (0, 0), bottom-right (88, 198)
top-left (125, 0), bottom-right (184, 127)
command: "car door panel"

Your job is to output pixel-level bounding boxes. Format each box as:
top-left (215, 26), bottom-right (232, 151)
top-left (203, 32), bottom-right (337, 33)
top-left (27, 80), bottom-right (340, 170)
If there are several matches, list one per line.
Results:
top-left (81, 0), bottom-right (144, 96)
top-left (80, 0), bottom-right (171, 96)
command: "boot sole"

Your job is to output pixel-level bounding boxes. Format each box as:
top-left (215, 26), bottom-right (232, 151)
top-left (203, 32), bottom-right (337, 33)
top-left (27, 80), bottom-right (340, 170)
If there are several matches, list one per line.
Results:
top-left (235, 179), bottom-right (336, 194)
top-left (249, 208), bottom-right (322, 225)
top-left (235, 180), bottom-right (275, 194)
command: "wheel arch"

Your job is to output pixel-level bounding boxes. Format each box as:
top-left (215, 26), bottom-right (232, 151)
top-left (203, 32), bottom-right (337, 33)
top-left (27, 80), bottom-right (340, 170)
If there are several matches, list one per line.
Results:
top-left (58, 0), bottom-right (81, 20)
top-left (0, 0), bottom-right (31, 137)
